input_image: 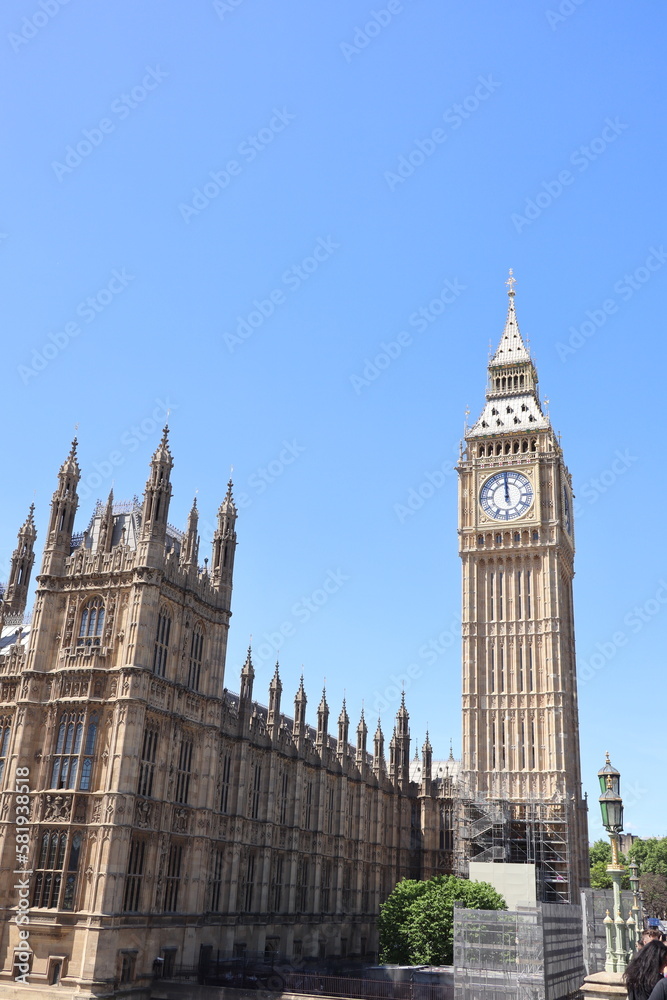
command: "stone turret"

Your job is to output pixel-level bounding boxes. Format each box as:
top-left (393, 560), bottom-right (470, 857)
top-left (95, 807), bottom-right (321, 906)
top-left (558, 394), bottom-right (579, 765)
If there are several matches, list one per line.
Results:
top-left (41, 439), bottom-right (80, 575)
top-left (3, 504), bottom-right (37, 620)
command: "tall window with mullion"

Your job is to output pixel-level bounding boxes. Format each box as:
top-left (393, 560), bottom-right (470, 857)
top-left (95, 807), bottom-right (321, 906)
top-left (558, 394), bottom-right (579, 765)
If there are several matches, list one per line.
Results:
top-left (153, 606), bottom-right (171, 678)
top-left (123, 839), bottom-right (146, 912)
top-left (163, 842), bottom-right (183, 912)
top-left (32, 830), bottom-right (82, 910)
top-left (77, 597), bottom-right (105, 647)
top-left (138, 725), bottom-right (159, 798)
top-left (187, 624), bottom-right (204, 691)
top-left (175, 738), bottom-right (193, 804)
top-left (0, 716), bottom-right (11, 785)
top-left (51, 711), bottom-right (99, 790)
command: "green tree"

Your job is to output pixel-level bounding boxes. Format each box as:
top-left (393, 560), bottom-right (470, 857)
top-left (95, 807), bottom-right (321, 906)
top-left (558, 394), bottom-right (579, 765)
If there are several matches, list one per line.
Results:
top-left (379, 875), bottom-right (506, 967)
top-left (640, 873), bottom-right (667, 918)
top-left (589, 839), bottom-right (629, 888)
top-left (629, 838), bottom-right (667, 877)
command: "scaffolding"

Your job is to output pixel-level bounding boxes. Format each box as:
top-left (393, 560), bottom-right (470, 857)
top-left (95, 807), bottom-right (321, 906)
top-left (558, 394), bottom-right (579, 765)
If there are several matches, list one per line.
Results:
top-left (456, 798), bottom-right (572, 904)
top-left (453, 903), bottom-right (585, 1000)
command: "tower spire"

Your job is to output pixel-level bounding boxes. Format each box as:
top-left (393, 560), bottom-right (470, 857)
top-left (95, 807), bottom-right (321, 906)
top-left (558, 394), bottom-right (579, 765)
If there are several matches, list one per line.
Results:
top-left (181, 495), bottom-right (200, 569)
top-left (211, 479), bottom-right (237, 605)
top-left (140, 427), bottom-right (173, 549)
top-left (41, 438), bottom-right (80, 575)
top-left (3, 504), bottom-right (37, 619)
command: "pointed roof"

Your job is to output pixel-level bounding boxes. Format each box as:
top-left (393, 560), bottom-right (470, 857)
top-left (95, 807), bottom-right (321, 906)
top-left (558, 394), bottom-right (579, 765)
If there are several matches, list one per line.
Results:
top-left (374, 716), bottom-right (384, 740)
top-left (60, 438), bottom-right (80, 478)
top-left (423, 730), bottom-right (433, 753)
top-left (270, 661), bottom-right (282, 689)
top-left (219, 479), bottom-right (237, 516)
top-left (318, 686), bottom-right (329, 713)
top-left (241, 645), bottom-right (254, 677)
top-left (338, 698), bottom-right (349, 725)
top-left (19, 503), bottom-right (37, 539)
top-left (295, 673), bottom-right (307, 701)
top-left (490, 270), bottom-right (531, 367)
top-left (397, 691), bottom-right (409, 719)
top-left (357, 708), bottom-right (367, 733)
top-left (152, 425), bottom-right (172, 465)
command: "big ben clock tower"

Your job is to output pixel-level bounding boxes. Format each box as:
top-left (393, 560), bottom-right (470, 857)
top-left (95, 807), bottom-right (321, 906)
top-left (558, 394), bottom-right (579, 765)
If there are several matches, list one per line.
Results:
top-left (457, 273), bottom-right (589, 901)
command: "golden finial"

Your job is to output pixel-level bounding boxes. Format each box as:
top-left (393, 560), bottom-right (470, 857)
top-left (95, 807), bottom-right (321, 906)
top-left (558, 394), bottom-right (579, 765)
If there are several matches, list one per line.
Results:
top-left (605, 751), bottom-right (611, 764)
top-left (505, 268), bottom-right (517, 296)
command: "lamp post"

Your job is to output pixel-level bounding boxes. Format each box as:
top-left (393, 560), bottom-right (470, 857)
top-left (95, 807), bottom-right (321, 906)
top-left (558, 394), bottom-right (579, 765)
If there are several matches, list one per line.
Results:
top-left (629, 862), bottom-right (643, 940)
top-left (598, 753), bottom-right (631, 972)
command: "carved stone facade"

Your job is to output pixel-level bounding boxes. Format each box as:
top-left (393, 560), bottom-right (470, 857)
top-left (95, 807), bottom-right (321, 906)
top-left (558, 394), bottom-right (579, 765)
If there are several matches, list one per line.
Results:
top-left (0, 282), bottom-right (589, 997)
top-left (0, 430), bottom-right (456, 998)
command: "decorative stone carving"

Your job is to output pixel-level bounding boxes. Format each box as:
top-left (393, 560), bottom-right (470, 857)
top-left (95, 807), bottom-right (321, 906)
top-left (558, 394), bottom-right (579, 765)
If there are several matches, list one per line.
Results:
top-left (43, 794), bottom-right (72, 822)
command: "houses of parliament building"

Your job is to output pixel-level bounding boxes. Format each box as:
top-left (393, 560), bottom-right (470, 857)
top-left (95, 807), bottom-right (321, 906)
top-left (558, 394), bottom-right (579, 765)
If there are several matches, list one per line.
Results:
top-left (0, 279), bottom-right (589, 997)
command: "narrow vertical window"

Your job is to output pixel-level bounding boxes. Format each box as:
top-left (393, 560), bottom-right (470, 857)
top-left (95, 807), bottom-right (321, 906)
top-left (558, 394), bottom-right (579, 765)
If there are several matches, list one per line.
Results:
top-left (153, 608), bottom-right (171, 678)
top-left (0, 717), bottom-right (12, 784)
top-left (272, 855), bottom-right (283, 912)
top-left (521, 721), bottom-right (526, 769)
top-left (219, 752), bottom-right (231, 813)
top-left (489, 647), bottom-right (495, 693)
top-left (278, 771), bottom-right (289, 825)
top-left (250, 761), bottom-right (262, 820)
top-left (163, 843), bottom-right (183, 912)
top-left (516, 571), bottom-right (522, 619)
top-left (489, 572), bottom-right (495, 620)
top-left (499, 645), bottom-right (505, 692)
top-left (528, 646), bottom-right (534, 691)
top-left (518, 646), bottom-right (524, 691)
top-left (501, 720), bottom-right (506, 769)
top-left (498, 571), bottom-right (503, 620)
top-left (123, 839), bottom-right (146, 912)
top-left (138, 726), bottom-right (158, 798)
top-left (525, 570), bottom-right (532, 618)
top-left (210, 848), bottom-right (224, 912)
top-left (491, 720), bottom-right (496, 769)
top-left (530, 720), bottom-right (536, 768)
top-left (326, 785), bottom-right (335, 834)
top-left (304, 780), bottom-right (313, 830)
top-left (187, 625), bottom-right (204, 691)
top-left (320, 860), bottom-right (331, 912)
top-left (175, 739), bottom-right (193, 805)
top-left (243, 854), bottom-right (255, 911)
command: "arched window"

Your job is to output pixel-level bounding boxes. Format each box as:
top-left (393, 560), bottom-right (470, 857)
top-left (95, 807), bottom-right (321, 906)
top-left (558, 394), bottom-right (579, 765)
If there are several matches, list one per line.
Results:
top-left (33, 830), bottom-right (82, 911)
top-left (78, 597), bottom-right (105, 647)
top-left (187, 625), bottom-right (204, 692)
top-left (153, 607), bottom-right (171, 678)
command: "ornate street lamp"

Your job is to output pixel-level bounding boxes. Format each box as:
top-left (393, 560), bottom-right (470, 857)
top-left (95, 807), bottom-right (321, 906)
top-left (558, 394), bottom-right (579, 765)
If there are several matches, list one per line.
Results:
top-left (629, 861), bottom-right (643, 938)
top-left (598, 753), bottom-right (632, 972)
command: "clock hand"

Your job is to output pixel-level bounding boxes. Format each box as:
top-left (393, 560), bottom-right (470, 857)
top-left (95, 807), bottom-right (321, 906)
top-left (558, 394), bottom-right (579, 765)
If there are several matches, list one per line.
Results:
top-left (504, 472), bottom-right (510, 504)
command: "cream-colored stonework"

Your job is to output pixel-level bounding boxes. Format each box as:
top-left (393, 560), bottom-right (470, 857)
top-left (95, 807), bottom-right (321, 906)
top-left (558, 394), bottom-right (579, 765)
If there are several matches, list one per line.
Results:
top-left (0, 432), bottom-right (456, 998)
top-left (457, 282), bottom-right (589, 899)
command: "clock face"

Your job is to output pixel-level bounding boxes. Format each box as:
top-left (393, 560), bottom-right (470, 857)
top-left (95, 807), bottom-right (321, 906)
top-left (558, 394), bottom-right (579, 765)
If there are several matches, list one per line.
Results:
top-left (563, 486), bottom-right (571, 533)
top-left (480, 471), bottom-right (534, 521)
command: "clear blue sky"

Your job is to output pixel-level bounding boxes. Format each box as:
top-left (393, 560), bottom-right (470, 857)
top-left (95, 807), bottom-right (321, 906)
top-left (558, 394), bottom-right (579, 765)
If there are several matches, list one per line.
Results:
top-left (2, 1), bottom-right (665, 840)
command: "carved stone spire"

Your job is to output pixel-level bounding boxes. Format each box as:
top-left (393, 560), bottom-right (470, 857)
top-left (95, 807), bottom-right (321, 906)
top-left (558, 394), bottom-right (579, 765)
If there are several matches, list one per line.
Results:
top-left (211, 480), bottom-right (237, 605)
top-left (240, 646), bottom-right (254, 702)
top-left (98, 490), bottom-right (114, 553)
top-left (316, 687), bottom-right (329, 748)
top-left (356, 709), bottom-right (368, 764)
top-left (373, 717), bottom-right (385, 778)
top-left (337, 699), bottom-right (350, 761)
top-left (421, 731), bottom-right (433, 795)
top-left (3, 504), bottom-right (37, 618)
top-left (181, 496), bottom-right (200, 569)
top-left (293, 675), bottom-right (307, 746)
top-left (42, 439), bottom-right (80, 575)
top-left (140, 427), bottom-right (173, 546)
top-left (268, 662), bottom-right (282, 739)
